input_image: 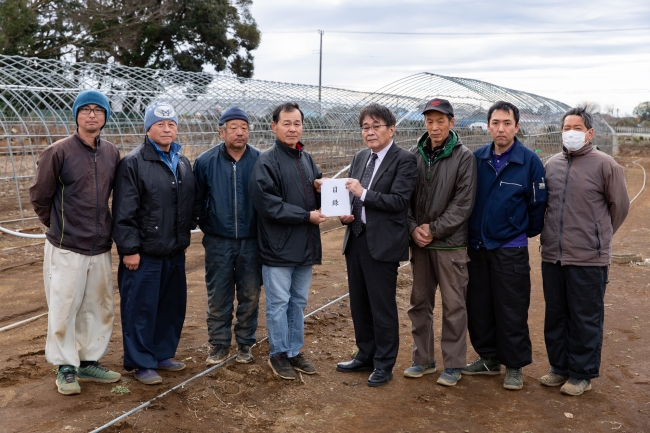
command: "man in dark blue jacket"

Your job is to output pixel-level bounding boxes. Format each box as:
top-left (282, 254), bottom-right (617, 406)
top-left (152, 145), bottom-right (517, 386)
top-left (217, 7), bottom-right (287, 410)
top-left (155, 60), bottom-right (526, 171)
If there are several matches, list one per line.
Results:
top-left (462, 101), bottom-right (547, 391)
top-left (193, 106), bottom-right (262, 366)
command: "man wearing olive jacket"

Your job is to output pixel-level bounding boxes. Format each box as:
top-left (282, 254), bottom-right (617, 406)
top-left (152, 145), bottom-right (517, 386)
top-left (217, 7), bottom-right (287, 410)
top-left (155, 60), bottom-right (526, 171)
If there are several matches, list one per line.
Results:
top-left (540, 107), bottom-right (629, 396)
top-left (405, 99), bottom-right (476, 387)
top-left (112, 102), bottom-right (195, 385)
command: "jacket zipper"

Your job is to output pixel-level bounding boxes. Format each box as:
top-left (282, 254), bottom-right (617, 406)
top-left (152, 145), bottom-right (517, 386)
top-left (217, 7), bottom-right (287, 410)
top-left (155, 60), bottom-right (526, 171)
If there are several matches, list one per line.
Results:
top-left (92, 149), bottom-right (98, 256)
top-left (500, 181), bottom-right (522, 187)
top-left (532, 182), bottom-right (536, 203)
top-left (558, 156), bottom-right (573, 261)
top-left (296, 153), bottom-right (316, 262)
top-left (233, 162), bottom-right (238, 239)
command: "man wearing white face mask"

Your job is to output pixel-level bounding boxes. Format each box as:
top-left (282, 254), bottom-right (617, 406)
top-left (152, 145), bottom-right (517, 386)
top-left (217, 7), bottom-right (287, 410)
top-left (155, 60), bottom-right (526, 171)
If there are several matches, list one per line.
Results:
top-left (539, 107), bottom-right (629, 396)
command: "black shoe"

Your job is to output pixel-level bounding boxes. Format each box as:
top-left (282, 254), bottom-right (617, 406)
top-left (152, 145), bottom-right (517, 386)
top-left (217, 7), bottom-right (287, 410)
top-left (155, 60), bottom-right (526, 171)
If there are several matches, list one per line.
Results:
top-left (268, 353), bottom-right (296, 380)
top-left (367, 369), bottom-right (393, 387)
top-left (336, 358), bottom-right (374, 373)
top-left (289, 353), bottom-right (316, 374)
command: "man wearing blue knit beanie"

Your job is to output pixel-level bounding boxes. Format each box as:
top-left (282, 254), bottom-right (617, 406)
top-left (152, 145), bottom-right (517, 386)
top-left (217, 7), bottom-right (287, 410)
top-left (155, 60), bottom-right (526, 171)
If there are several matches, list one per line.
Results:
top-left (112, 101), bottom-right (195, 385)
top-left (30, 89), bottom-right (122, 395)
top-left (193, 106), bottom-right (262, 366)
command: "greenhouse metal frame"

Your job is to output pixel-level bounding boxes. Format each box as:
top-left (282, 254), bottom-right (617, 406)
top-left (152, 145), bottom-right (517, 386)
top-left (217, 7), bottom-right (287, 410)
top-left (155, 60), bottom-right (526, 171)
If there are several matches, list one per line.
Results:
top-left (0, 54), bottom-right (615, 231)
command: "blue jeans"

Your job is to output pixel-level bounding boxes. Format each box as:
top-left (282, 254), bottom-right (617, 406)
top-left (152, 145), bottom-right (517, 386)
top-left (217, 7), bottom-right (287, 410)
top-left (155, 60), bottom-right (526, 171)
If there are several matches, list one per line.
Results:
top-left (203, 234), bottom-right (262, 348)
top-left (262, 265), bottom-right (312, 357)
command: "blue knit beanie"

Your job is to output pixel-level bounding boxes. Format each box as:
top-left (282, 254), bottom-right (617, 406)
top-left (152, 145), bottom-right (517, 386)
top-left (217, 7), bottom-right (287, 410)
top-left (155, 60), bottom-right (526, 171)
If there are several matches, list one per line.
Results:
top-left (72, 90), bottom-right (111, 129)
top-left (144, 101), bottom-right (179, 132)
top-left (219, 106), bottom-right (250, 126)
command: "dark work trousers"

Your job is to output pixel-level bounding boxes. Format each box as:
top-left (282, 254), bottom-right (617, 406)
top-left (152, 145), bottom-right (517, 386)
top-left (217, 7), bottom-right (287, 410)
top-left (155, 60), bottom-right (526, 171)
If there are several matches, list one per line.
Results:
top-left (466, 247), bottom-right (532, 368)
top-left (542, 261), bottom-right (608, 379)
top-left (118, 252), bottom-right (187, 371)
top-left (203, 234), bottom-right (262, 348)
top-left (345, 229), bottom-right (399, 371)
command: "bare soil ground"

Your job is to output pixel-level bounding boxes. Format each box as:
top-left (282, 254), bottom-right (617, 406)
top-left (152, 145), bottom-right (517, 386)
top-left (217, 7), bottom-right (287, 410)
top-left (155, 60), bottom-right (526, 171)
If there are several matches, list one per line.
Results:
top-left (1, 147), bottom-right (650, 433)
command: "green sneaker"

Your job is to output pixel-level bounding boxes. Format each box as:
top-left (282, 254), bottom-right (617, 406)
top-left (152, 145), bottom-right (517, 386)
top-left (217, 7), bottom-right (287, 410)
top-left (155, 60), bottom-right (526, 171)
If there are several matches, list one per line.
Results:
top-left (503, 367), bottom-right (523, 390)
top-left (461, 356), bottom-right (501, 375)
top-left (403, 362), bottom-right (437, 378)
top-left (77, 362), bottom-right (121, 383)
top-left (56, 365), bottom-right (81, 395)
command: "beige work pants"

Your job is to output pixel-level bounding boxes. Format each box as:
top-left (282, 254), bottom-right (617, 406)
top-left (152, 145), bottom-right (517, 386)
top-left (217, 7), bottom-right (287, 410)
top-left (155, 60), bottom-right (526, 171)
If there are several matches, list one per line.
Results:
top-left (407, 247), bottom-right (469, 368)
top-left (43, 241), bottom-right (114, 367)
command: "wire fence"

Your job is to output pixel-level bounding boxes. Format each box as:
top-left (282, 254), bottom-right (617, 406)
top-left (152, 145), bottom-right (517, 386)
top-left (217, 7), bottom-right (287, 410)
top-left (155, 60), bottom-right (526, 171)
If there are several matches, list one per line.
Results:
top-left (0, 54), bottom-right (615, 234)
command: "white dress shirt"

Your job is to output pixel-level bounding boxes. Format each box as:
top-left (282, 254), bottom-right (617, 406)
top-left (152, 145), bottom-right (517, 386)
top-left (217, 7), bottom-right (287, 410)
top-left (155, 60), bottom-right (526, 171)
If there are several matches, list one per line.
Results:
top-left (359, 141), bottom-right (393, 223)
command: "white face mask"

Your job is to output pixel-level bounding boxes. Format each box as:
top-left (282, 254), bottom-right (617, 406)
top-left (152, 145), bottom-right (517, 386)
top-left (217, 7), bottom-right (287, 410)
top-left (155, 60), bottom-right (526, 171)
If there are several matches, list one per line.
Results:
top-left (562, 130), bottom-right (587, 152)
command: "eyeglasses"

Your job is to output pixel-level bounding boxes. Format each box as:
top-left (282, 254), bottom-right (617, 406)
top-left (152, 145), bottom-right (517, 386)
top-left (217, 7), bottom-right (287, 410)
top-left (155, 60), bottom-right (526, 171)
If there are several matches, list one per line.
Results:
top-left (79, 107), bottom-right (106, 116)
top-left (361, 124), bottom-right (387, 132)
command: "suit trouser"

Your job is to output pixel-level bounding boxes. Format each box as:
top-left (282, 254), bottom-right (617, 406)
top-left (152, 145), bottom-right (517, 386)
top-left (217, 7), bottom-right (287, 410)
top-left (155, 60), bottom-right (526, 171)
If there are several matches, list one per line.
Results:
top-left (466, 247), bottom-right (532, 368)
top-left (345, 230), bottom-right (399, 371)
top-left (542, 261), bottom-right (608, 379)
top-left (118, 252), bottom-right (187, 371)
top-left (408, 247), bottom-right (469, 368)
top-left (43, 241), bottom-right (114, 367)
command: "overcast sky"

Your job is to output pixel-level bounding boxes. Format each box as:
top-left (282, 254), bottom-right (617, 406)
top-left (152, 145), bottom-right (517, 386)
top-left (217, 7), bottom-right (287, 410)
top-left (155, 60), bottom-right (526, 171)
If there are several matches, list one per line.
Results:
top-left (248, 0), bottom-right (650, 116)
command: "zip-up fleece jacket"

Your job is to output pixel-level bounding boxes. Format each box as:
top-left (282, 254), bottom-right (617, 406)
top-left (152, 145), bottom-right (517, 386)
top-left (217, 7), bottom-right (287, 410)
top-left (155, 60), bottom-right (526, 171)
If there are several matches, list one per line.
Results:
top-left (112, 138), bottom-right (195, 258)
top-left (407, 130), bottom-right (477, 249)
top-left (468, 138), bottom-right (547, 250)
top-left (29, 132), bottom-right (120, 255)
top-left (193, 143), bottom-right (261, 239)
top-left (540, 143), bottom-right (629, 266)
top-left (249, 140), bottom-right (322, 267)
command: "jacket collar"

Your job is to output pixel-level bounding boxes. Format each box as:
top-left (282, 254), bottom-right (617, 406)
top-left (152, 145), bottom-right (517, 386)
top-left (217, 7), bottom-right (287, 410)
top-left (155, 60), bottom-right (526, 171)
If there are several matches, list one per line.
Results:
top-left (275, 138), bottom-right (304, 156)
top-left (477, 137), bottom-right (526, 165)
top-left (563, 142), bottom-right (594, 158)
top-left (417, 129), bottom-right (459, 164)
top-left (74, 131), bottom-right (101, 150)
top-left (142, 136), bottom-right (181, 161)
top-left (220, 142), bottom-right (250, 162)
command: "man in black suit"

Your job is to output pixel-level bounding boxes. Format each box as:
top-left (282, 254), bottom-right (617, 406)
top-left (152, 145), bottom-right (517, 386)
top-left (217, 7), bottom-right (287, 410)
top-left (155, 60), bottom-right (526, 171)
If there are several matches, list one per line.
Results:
top-left (336, 103), bottom-right (418, 386)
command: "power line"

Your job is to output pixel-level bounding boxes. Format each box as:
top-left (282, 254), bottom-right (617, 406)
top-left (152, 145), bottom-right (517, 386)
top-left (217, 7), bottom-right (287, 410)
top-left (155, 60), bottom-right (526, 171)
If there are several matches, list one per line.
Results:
top-left (264, 26), bottom-right (650, 36)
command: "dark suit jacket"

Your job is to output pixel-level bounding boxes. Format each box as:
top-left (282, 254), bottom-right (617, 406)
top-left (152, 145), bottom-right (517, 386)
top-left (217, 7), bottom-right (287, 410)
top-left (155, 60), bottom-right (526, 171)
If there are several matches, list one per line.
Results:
top-left (341, 143), bottom-right (418, 262)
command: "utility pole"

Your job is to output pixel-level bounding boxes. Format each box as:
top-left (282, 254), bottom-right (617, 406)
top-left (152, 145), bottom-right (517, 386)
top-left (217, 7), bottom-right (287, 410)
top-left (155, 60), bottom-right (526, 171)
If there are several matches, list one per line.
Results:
top-left (318, 30), bottom-right (324, 102)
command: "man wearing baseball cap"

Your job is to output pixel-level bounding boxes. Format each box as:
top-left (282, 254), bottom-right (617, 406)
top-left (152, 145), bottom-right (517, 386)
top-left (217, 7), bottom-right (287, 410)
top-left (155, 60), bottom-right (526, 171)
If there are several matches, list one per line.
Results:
top-left (112, 101), bottom-right (195, 385)
top-left (30, 89), bottom-right (122, 395)
top-left (192, 106), bottom-right (263, 365)
top-left (404, 98), bottom-right (477, 386)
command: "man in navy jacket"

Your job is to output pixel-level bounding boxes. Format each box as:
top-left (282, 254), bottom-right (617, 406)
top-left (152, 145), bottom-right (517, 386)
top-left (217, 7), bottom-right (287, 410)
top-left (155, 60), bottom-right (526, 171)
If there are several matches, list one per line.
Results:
top-left (462, 101), bottom-right (547, 391)
top-left (193, 106), bottom-right (262, 366)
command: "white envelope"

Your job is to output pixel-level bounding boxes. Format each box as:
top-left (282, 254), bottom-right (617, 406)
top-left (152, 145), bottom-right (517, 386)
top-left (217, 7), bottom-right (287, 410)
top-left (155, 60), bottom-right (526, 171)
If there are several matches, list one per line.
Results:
top-left (320, 178), bottom-right (351, 217)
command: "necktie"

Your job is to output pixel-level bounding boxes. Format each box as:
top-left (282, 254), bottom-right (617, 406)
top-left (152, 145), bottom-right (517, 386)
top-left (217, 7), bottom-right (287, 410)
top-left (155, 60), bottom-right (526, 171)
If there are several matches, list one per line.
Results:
top-left (351, 153), bottom-right (378, 236)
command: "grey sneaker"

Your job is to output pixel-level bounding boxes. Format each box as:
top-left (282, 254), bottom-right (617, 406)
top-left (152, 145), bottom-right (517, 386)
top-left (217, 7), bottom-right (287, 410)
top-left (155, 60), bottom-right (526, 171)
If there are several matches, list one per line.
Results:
top-left (268, 353), bottom-right (296, 380)
top-left (288, 353), bottom-right (316, 374)
top-left (206, 346), bottom-right (230, 365)
top-left (540, 371), bottom-right (570, 387)
top-left (503, 367), bottom-right (523, 390)
top-left (404, 362), bottom-right (437, 378)
top-left (235, 344), bottom-right (254, 364)
top-left (77, 362), bottom-right (121, 383)
top-left (437, 368), bottom-right (462, 386)
top-left (56, 365), bottom-right (81, 395)
top-left (561, 377), bottom-right (592, 396)
top-left (462, 356), bottom-right (501, 375)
